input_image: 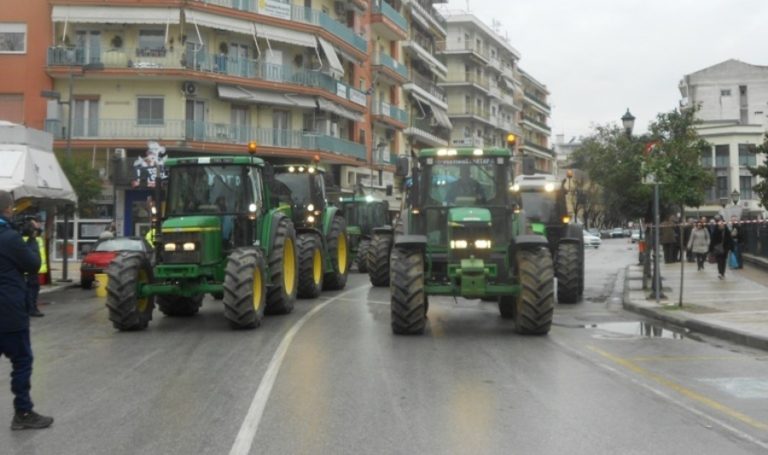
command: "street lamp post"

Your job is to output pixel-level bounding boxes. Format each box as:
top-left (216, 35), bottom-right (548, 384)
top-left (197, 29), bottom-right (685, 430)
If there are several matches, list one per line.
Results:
top-left (622, 108), bottom-right (636, 138)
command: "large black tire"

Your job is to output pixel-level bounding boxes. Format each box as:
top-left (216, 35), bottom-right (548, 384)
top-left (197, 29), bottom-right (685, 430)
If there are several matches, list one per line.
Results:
top-left (368, 232), bottom-right (392, 287)
top-left (297, 233), bottom-right (323, 298)
top-left (157, 295), bottom-right (203, 316)
top-left (390, 247), bottom-right (427, 335)
top-left (265, 218), bottom-right (298, 315)
top-left (556, 242), bottom-right (581, 304)
top-left (510, 248), bottom-right (554, 334)
top-left (355, 238), bottom-right (371, 273)
top-left (222, 248), bottom-right (267, 329)
top-left (323, 216), bottom-right (349, 290)
top-left (105, 252), bottom-right (155, 331)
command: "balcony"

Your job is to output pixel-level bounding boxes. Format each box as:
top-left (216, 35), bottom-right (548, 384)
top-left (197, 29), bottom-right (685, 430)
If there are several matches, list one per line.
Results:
top-left (45, 119), bottom-right (366, 160)
top-left (402, 37), bottom-right (447, 80)
top-left (406, 117), bottom-right (449, 147)
top-left (47, 46), bottom-right (366, 108)
top-left (524, 90), bottom-right (551, 112)
top-left (373, 53), bottom-right (409, 83)
top-left (371, 1), bottom-right (408, 40)
top-left (524, 141), bottom-right (554, 157)
top-left (436, 42), bottom-right (489, 63)
top-left (521, 114), bottom-right (551, 133)
top-left (440, 73), bottom-right (489, 91)
top-left (448, 106), bottom-right (492, 123)
top-left (373, 99), bottom-right (409, 126)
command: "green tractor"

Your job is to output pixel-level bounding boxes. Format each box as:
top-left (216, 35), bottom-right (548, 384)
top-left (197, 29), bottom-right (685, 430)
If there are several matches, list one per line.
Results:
top-left (337, 195), bottom-right (390, 274)
top-left (272, 164), bottom-right (349, 298)
top-left (389, 147), bottom-right (555, 335)
top-left (105, 153), bottom-right (298, 331)
top-left (513, 170), bottom-right (584, 303)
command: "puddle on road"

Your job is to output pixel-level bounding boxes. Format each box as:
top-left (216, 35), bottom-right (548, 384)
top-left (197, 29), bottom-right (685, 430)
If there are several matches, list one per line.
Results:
top-left (584, 321), bottom-right (688, 340)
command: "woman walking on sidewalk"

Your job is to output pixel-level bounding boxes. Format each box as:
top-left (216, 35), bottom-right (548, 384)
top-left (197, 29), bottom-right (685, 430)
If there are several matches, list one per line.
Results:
top-left (709, 220), bottom-right (734, 280)
top-left (687, 221), bottom-right (710, 271)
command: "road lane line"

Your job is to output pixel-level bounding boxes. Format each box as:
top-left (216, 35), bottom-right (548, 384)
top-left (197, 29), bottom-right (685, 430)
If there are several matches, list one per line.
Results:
top-left (588, 346), bottom-right (768, 433)
top-left (228, 285), bottom-right (370, 455)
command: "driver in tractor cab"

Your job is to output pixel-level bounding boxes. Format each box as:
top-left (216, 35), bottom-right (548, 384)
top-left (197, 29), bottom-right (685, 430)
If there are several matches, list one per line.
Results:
top-left (446, 165), bottom-right (485, 203)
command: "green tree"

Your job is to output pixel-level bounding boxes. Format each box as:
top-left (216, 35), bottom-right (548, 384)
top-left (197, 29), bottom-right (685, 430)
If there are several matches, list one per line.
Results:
top-left (750, 134), bottom-right (768, 210)
top-left (59, 156), bottom-right (103, 216)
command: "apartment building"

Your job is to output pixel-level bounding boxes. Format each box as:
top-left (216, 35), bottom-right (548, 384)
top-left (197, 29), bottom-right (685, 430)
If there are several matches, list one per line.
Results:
top-left (520, 69), bottom-right (553, 173)
top-left (679, 59), bottom-right (768, 218)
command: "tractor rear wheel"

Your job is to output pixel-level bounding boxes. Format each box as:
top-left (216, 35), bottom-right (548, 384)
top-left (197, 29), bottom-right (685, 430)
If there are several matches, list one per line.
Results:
top-left (368, 232), bottom-right (392, 287)
top-left (265, 218), bottom-right (297, 315)
top-left (157, 295), bottom-right (203, 316)
top-left (223, 248), bottom-right (267, 329)
top-left (105, 252), bottom-right (155, 331)
top-left (323, 216), bottom-right (349, 290)
top-left (355, 238), bottom-right (371, 273)
top-left (512, 248), bottom-right (554, 335)
top-left (390, 247), bottom-right (427, 335)
top-left (297, 233), bottom-right (324, 298)
top-left (556, 242), bottom-right (581, 304)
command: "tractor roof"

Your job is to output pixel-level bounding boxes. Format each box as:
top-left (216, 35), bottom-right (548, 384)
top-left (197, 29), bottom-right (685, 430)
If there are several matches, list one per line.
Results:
top-left (418, 147), bottom-right (511, 158)
top-left (164, 156), bottom-right (265, 167)
top-left (273, 164), bottom-right (326, 174)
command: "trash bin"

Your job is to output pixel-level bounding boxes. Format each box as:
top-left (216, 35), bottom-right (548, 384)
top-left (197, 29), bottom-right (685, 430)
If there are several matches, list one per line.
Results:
top-left (94, 273), bottom-right (108, 298)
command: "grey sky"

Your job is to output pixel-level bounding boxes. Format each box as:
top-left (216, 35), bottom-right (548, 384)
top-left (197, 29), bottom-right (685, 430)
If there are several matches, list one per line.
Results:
top-left (440, 0), bottom-right (768, 138)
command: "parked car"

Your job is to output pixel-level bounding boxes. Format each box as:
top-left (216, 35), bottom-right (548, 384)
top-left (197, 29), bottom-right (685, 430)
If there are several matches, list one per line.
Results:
top-left (610, 228), bottom-right (625, 238)
top-left (599, 229), bottom-right (612, 239)
top-left (587, 228), bottom-right (600, 237)
top-left (583, 231), bottom-right (602, 248)
top-left (630, 230), bottom-right (641, 243)
top-left (80, 237), bottom-right (153, 289)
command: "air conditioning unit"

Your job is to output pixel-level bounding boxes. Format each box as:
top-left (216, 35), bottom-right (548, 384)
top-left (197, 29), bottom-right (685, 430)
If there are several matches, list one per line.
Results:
top-left (182, 81), bottom-right (197, 96)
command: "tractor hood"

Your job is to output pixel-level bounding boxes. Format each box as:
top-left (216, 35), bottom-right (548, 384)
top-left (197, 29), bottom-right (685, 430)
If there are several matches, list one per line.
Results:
top-left (448, 207), bottom-right (492, 224)
top-left (162, 216), bottom-right (222, 231)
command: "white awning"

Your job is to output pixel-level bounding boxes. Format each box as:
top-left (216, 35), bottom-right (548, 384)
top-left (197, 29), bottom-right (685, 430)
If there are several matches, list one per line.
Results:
top-left (0, 142), bottom-right (76, 204)
top-left (317, 37), bottom-right (344, 77)
top-left (432, 107), bottom-right (452, 129)
top-left (217, 85), bottom-right (315, 108)
top-left (52, 6), bottom-right (180, 24)
top-left (185, 10), bottom-right (252, 35)
top-left (255, 23), bottom-right (316, 48)
top-left (316, 98), bottom-right (364, 122)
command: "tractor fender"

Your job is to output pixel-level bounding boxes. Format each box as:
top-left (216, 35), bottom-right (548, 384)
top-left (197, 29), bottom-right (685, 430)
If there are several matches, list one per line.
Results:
top-left (321, 206), bottom-right (340, 237)
top-left (394, 234), bottom-right (427, 249)
top-left (514, 234), bottom-right (550, 249)
top-left (558, 224), bottom-right (584, 244)
top-left (372, 225), bottom-right (394, 236)
top-left (261, 210), bottom-right (293, 257)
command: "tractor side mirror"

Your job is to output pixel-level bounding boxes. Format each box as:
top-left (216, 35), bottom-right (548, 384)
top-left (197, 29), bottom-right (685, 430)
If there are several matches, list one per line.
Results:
top-left (522, 156), bottom-right (536, 175)
top-left (395, 156), bottom-right (409, 177)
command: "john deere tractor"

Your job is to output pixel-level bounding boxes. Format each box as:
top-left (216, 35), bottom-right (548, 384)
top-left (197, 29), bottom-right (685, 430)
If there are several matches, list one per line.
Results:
top-left (273, 164), bottom-right (349, 298)
top-left (338, 195), bottom-right (390, 274)
top-left (389, 147), bottom-right (555, 335)
top-left (512, 170), bottom-right (584, 303)
top-left (105, 151), bottom-right (298, 331)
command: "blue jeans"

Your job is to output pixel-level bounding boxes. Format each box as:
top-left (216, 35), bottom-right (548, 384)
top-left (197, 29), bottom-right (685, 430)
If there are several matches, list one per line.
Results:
top-left (0, 329), bottom-right (34, 412)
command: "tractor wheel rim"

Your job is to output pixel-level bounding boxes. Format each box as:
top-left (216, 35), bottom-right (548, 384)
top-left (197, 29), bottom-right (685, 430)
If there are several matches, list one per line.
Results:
top-left (337, 233), bottom-right (347, 274)
top-left (253, 266), bottom-right (263, 311)
top-left (283, 237), bottom-right (296, 294)
top-left (313, 248), bottom-right (322, 285)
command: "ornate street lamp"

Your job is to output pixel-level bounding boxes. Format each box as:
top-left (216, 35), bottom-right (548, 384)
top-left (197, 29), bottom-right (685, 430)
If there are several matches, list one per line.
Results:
top-left (621, 108), bottom-right (635, 137)
top-left (731, 189), bottom-right (740, 205)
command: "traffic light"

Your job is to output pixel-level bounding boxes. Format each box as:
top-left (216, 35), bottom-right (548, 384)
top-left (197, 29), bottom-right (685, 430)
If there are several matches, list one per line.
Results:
top-left (247, 141), bottom-right (257, 154)
top-left (506, 133), bottom-right (517, 147)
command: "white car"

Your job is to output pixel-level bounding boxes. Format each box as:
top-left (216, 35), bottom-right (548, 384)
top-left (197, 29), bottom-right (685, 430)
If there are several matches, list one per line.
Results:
top-left (583, 231), bottom-right (602, 248)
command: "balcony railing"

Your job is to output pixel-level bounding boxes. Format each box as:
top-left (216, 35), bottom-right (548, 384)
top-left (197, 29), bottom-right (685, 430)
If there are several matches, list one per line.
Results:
top-left (524, 90), bottom-right (551, 110)
top-left (443, 73), bottom-right (489, 89)
top-left (524, 141), bottom-right (554, 156)
top-left (47, 46), bottom-right (366, 106)
top-left (409, 0), bottom-right (447, 32)
top-left (372, 1), bottom-right (408, 32)
top-left (45, 119), bottom-right (365, 160)
top-left (374, 53), bottom-right (409, 80)
top-left (521, 114), bottom-right (551, 132)
top-left (436, 42), bottom-right (489, 60)
top-left (407, 71), bottom-right (446, 102)
top-left (373, 99), bottom-right (408, 124)
top-left (448, 106), bottom-right (491, 121)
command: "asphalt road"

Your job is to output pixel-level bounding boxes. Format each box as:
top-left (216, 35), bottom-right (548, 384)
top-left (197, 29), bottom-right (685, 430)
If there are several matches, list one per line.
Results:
top-left (2, 239), bottom-right (768, 454)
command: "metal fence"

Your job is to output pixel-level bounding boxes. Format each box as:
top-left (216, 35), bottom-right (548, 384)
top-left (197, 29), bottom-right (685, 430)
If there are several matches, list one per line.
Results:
top-left (740, 223), bottom-right (768, 259)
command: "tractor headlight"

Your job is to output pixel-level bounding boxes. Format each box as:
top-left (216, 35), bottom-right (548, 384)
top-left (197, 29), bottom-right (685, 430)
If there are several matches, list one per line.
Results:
top-left (182, 242), bottom-right (196, 251)
top-left (164, 243), bottom-right (177, 252)
top-left (545, 183), bottom-right (555, 192)
top-left (474, 239), bottom-right (492, 249)
top-left (307, 215), bottom-right (316, 223)
top-left (450, 240), bottom-right (468, 249)
top-left (307, 203), bottom-right (314, 212)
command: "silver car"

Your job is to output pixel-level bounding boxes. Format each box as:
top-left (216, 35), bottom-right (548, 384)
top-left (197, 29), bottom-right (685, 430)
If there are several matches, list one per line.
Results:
top-left (583, 231), bottom-right (602, 248)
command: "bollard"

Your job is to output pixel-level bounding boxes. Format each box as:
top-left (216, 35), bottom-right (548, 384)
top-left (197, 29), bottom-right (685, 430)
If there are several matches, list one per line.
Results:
top-left (94, 273), bottom-right (108, 298)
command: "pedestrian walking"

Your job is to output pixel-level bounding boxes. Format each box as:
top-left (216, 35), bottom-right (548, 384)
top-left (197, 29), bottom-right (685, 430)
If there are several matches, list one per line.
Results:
top-left (709, 219), bottom-right (734, 280)
top-left (660, 216), bottom-right (677, 264)
top-left (687, 221), bottom-right (710, 271)
top-left (683, 218), bottom-right (695, 263)
top-left (729, 216), bottom-right (743, 269)
top-left (0, 191), bottom-right (54, 430)
top-left (21, 217), bottom-right (44, 317)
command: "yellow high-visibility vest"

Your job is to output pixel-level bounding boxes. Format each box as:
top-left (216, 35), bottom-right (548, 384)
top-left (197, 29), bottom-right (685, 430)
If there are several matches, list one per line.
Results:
top-left (22, 236), bottom-right (47, 274)
top-left (145, 228), bottom-right (156, 247)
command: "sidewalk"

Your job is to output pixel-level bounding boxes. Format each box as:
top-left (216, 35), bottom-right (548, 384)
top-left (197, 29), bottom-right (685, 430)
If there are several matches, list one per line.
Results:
top-left (624, 256), bottom-right (768, 351)
top-left (39, 260), bottom-right (81, 295)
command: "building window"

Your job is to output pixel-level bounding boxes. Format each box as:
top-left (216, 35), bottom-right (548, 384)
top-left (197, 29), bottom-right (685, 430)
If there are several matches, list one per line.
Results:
top-left (0, 93), bottom-right (23, 123)
top-left (716, 176), bottom-right (729, 199)
top-left (720, 89), bottom-right (731, 96)
top-left (738, 144), bottom-right (757, 167)
top-left (714, 144), bottom-right (729, 167)
top-left (0, 23), bottom-right (26, 54)
top-left (740, 176), bottom-right (753, 200)
top-left (699, 148), bottom-right (713, 167)
top-left (137, 30), bottom-right (166, 57)
top-left (137, 97), bottom-right (164, 126)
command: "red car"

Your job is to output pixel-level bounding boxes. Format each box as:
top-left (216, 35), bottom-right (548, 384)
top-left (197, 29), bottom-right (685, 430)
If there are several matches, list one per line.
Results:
top-left (80, 237), bottom-right (152, 289)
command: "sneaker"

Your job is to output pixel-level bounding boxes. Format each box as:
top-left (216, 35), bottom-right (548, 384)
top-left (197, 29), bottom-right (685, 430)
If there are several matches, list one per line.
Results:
top-left (30, 310), bottom-right (44, 317)
top-left (11, 410), bottom-right (53, 430)
top-left (718, 274), bottom-right (724, 280)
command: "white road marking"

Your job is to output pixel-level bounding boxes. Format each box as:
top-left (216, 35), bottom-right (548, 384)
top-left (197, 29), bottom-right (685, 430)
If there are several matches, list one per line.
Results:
top-left (228, 286), bottom-right (369, 455)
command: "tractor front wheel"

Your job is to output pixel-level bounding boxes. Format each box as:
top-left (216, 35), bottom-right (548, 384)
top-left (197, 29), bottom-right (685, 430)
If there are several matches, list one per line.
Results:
top-left (105, 252), bottom-right (155, 331)
top-left (556, 242), bottom-right (581, 304)
top-left (323, 216), bottom-right (349, 290)
top-left (223, 248), bottom-right (267, 329)
top-left (390, 247), bottom-right (427, 335)
top-left (297, 233), bottom-right (324, 298)
top-left (157, 295), bottom-right (203, 316)
top-left (355, 238), bottom-right (371, 273)
top-left (368, 232), bottom-right (392, 287)
top-left (265, 218), bottom-right (297, 315)
top-left (512, 248), bottom-right (554, 335)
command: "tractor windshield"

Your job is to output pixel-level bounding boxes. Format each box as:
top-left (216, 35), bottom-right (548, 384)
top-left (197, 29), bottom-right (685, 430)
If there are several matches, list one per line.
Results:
top-left (427, 158), bottom-right (497, 205)
top-left (520, 191), bottom-right (558, 223)
top-left (275, 172), bottom-right (325, 207)
top-left (166, 165), bottom-right (249, 215)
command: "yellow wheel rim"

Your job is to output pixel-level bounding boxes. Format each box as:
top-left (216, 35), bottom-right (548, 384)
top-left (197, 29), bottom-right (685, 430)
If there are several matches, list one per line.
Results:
top-left (252, 266), bottom-right (263, 311)
top-left (283, 237), bottom-right (296, 294)
top-left (337, 232), bottom-right (348, 274)
top-left (313, 248), bottom-right (322, 285)
top-left (137, 269), bottom-right (149, 312)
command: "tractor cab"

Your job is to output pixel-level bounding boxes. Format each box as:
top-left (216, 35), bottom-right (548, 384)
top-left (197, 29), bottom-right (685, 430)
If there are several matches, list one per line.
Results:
top-left (273, 164), bottom-right (328, 231)
top-left (338, 195), bottom-right (390, 273)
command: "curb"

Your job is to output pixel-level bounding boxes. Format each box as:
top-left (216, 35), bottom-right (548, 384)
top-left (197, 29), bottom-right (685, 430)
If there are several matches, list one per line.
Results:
top-left (622, 266), bottom-right (768, 351)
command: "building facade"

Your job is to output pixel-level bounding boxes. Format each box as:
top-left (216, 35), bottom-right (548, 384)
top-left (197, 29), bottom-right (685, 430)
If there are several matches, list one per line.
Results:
top-left (520, 69), bottom-right (553, 173)
top-left (679, 59), bottom-right (768, 218)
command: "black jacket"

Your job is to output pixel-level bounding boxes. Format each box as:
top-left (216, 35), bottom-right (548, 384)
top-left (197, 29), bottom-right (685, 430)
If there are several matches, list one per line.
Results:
top-left (0, 216), bottom-right (41, 332)
top-left (709, 226), bottom-right (734, 256)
